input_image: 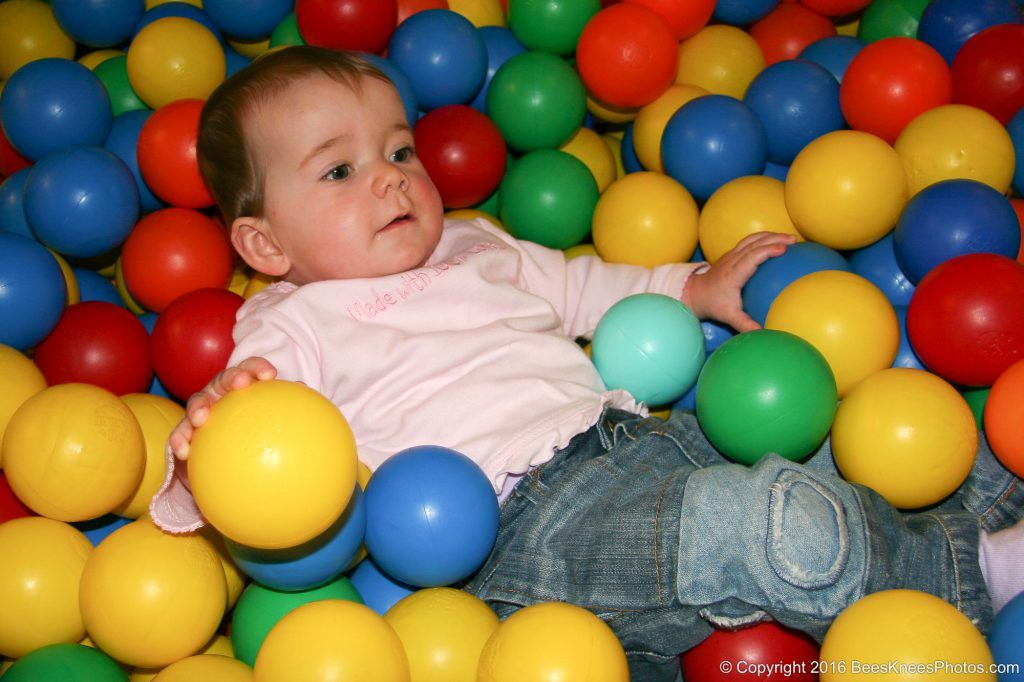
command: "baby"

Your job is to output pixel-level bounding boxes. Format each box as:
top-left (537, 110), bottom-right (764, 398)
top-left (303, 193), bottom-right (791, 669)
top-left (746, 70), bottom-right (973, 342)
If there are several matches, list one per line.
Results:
top-left (151, 46), bottom-right (1024, 681)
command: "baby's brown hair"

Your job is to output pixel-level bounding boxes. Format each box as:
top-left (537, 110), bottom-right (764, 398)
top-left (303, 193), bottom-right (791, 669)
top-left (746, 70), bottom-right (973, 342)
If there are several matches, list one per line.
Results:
top-left (198, 46), bottom-right (391, 228)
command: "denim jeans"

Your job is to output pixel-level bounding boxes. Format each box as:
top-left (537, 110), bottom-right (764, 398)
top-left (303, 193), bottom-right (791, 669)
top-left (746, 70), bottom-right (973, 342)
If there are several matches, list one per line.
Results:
top-left (463, 408), bottom-right (1023, 682)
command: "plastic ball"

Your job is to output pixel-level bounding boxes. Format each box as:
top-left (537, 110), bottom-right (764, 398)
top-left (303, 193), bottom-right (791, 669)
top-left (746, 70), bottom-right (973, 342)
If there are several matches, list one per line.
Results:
top-left (742, 241), bottom-right (850, 326)
top-left (388, 10), bottom-right (486, 111)
top-left (359, 53), bottom-right (418, 125)
top-left (3, 643), bottom-right (124, 682)
top-left (785, 130), bottom-right (907, 250)
top-left (0, 472), bottom-right (35, 523)
top-left (104, 110), bottom-right (166, 214)
top-left (0, 233), bottom-right (66, 350)
top-left (985, 357), bottom-right (1024, 477)
top-left (894, 179), bottom-right (1020, 284)
top-left (127, 17), bottom-right (226, 109)
top-left (894, 103), bottom-right (1015, 197)
top-left (989, 592), bottom-right (1024, 682)
top-left (469, 26), bottom-right (526, 114)
top-left (633, 84), bottom-right (708, 173)
top-left (916, 0), bottom-right (1022, 65)
top-left (952, 25), bottom-right (1024, 125)
top-left (0, 169), bottom-right (32, 239)
top-left (0, 344), bottom-right (46, 455)
top-left (819, 590), bottom-right (994, 680)
top-left (349, 558), bottom-right (418, 616)
top-left (907, 253), bottom-right (1024, 387)
top-left (890, 307), bottom-right (925, 370)
top-left (507, 0), bottom-right (599, 55)
top-left (189, 380), bottom-right (357, 549)
top-left (133, 3), bottom-right (223, 42)
top-left (698, 176), bottom-right (802, 266)
top-left (848, 233), bottom-right (915, 307)
top-left (477, 602), bottom-right (629, 682)
top-left (680, 621), bottom-right (819, 682)
top-left (0, 0), bottom-right (75, 81)
top-left (856, 0), bottom-right (930, 43)
top-left (0, 518), bottom-right (91, 658)
top-left (152, 654), bottom-right (252, 681)
top-left (269, 12), bottom-right (304, 47)
top-left (295, 0), bottom-right (397, 53)
top-left (51, 0), bottom-right (144, 48)
top-left (749, 3), bottom-right (837, 66)
top-left (0, 126), bottom-right (32, 178)
top-left (559, 127), bottom-right (617, 192)
top-left (94, 55), bottom-right (147, 117)
top-left (799, 36), bottom-right (865, 83)
top-left (448, 0), bottom-right (504, 27)
top-left (414, 105), bottom-right (506, 208)
top-left (73, 513), bottom-right (133, 547)
top-left (204, 0), bottom-right (291, 41)
top-left (676, 25), bottom-right (765, 99)
top-left (0, 58), bottom-right (112, 162)
top-left (619, 123), bottom-right (644, 174)
top-left (115, 393), bottom-right (183, 518)
top-left (576, 3), bottom-right (679, 108)
top-left (399, 0), bottom-right (450, 25)
top-left (137, 98), bottom-right (213, 208)
top-left (3, 384), bottom-right (145, 521)
top-left (713, 0), bottom-right (779, 27)
top-left (79, 520), bottom-right (226, 668)
top-left (662, 95), bottom-right (767, 203)
top-left (1012, 110), bottom-right (1024, 197)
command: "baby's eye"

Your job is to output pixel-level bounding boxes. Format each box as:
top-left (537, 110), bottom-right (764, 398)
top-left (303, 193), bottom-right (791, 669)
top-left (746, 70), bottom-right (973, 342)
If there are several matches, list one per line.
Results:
top-left (390, 146), bottom-right (415, 163)
top-left (323, 164), bottom-right (352, 181)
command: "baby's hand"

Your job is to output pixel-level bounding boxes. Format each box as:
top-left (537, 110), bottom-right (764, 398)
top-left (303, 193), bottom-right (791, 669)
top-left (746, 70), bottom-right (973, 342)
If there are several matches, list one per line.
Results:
top-left (683, 232), bottom-right (797, 332)
top-left (167, 356), bottom-right (277, 461)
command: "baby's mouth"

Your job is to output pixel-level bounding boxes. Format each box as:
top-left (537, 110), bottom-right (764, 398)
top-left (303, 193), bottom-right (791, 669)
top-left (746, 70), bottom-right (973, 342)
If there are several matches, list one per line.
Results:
top-left (380, 212), bottom-right (413, 233)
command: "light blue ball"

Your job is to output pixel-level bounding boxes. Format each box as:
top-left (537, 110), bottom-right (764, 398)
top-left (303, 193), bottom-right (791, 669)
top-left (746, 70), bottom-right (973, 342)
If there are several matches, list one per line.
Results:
top-left (892, 306), bottom-right (925, 370)
top-left (348, 559), bottom-right (417, 616)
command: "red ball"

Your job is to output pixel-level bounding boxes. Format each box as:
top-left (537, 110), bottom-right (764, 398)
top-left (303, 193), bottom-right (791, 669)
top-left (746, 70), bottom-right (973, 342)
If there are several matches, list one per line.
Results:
top-left (33, 301), bottom-right (152, 396)
top-left (681, 621), bottom-right (820, 682)
top-left (797, 0), bottom-right (871, 18)
top-left (908, 253), bottom-right (1024, 387)
top-left (0, 472), bottom-right (35, 524)
top-left (137, 99), bottom-right (214, 209)
top-left (623, 0), bottom-right (715, 40)
top-left (414, 105), bottom-right (506, 209)
top-left (296, 0), bottom-right (398, 54)
top-left (150, 288), bottom-right (244, 401)
top-left (576, 3), bottom-right (679, 108)
top-left (121, 207), bottom-right (234, 313)
top-left (952, 24), bottom-right (1024, 126)
top-left (397, 0), bottom-right (448, 24)
top-left (839, 37), bottom-right (952, 144)
top-left (749, 3), bottom-right (836, 67)
top-left (0, 126), bottom-right (30, 177)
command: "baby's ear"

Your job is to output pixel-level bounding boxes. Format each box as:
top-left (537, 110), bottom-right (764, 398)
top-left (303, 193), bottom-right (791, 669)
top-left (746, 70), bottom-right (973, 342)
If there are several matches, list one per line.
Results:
top-left (231, 217), bottom-right (290, 277)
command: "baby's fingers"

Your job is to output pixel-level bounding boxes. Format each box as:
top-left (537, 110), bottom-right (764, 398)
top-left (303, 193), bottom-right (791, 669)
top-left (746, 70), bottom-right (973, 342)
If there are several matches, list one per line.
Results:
top-left (168, 418), bottom-right (195, 461)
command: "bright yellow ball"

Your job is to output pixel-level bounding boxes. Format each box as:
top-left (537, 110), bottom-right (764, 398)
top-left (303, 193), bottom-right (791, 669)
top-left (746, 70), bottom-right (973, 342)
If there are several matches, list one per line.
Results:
top-left (115, 257), bottom-right (147, 315)
top-left (188, 380), bottom-right (358, 549)
top-left (0, 343), bottom-right (46, 469)
top-left (478, 602), bottom-right (629, 682)
top-left (592, 172), bottom-right (699, 267)
top-left (228, 37), bottom-right (271, 59)
top-left (116, 393), bottom-right (184, 519)
top-left (49, 249), bottom-right (79, 305)
top-left (832, 369), bottom-right (977, 509)
top-left (699, 175), bottom-right (803, 264)
top-left (676, 25), bottom-right (765, 99)
top-left (820, 590), bottom-right (995, 682)
top-left (147, 0), bottom-right (202, 8)
top-left (130, 635), bottom-right (236, 681)
top-left (228, 267), bottom-right (250, 297)
top-left (243, 271), bottom-right (278, 299)
top-left (0, 0), bottom-right (75, 81)
top-left (633, 84), bottom-right (708, 173)
top-left (785, 130), bottom-right (908, 250)
top-left (356, 460), bottom-right (373, 490)
top-left (445, 208), bottom-right (504, 230)
top-left (154, 655), bottom-right (253, 682)
top-left (3, 384), bottom-right (145, 521)
top-left (127, 17), bottom-right (226, 109)
top-left (385, 588), bottom-right (499, 682)
top-left (254, 600), bottom-right (410, 682)
top-left (448, 0), bottom-right (506, 27)
top-left (565, 243), bottom-right (599, 260)
top-left (895, 104), bottom-right (1016, 198)
top-left (587, 95), bottom-right (638, 124)
top-left (199, 527), bottom-right (247, 610)
top-left (80, 519), bottom-right (227, 669)
top-left (766, 271), bottom-right (898, 398)
top-left (78, 49), bottom-right (124, 70)
top-left (0, 518), bottom-right (92, 658)
top-left (601, 134), bottom-right (626, 180)
top-left (560, 126), bottom-right (617, 192)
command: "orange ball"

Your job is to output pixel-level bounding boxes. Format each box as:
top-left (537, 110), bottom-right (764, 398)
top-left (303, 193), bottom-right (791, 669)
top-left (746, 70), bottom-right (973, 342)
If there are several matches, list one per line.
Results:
top-left (138, 99), bottom-right (214, 208)
top-left (984, 358), bottom-right (1024, 478)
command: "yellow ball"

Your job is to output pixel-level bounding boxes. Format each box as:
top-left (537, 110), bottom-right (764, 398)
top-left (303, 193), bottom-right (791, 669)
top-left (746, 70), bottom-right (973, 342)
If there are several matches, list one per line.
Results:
top-left (633, 84), bottom-right (708, 173)
top-left (832, 369), bottom-right (977, 509)
top-left (228, 37), bottom-right (271, 59)
top-left (188, 380), bottom-right (358, 549)
top-left (147, 0), bottom-right (203, 8)
top-left (766, 271), bottom-right (898, 398)
top-left (676, 25), bottom-right (765, 99)
top-left (445, 208), bottom-right (504, 230)
top-left (3, 384), bottom-right (145, 521)
top-left (592, 172), bottom-right (699, 267)
top-left (601, 133), bottom-right (626, 180)
top-left (228, 267), bottom-right (250, 297)
top-left (448, 0), bottom-right (506, 27)
top-left (115, 257), bottom-right (147, 315)
top-left (0, 343), bottom-right (46, 469)
top-left (587, 95), bottom-right (638, 124)
top-left (698, 175), bottom-right (804, 264)
top-left (80, 519), bottom-right (227, 668)
top-left (154, 655), bottom-right (253, 682)
top-left (78, 49), bottom-right (124, 70)
top-left (242, 271), bottom-right (279, 299)
top-left (48, 249), bottom-right (79, 305)
top-left (254, 600), bottom-right (410, 682)
top-left (785, 130), bottom-right (908, 250)
top-left (560, 127), bottom-right (617, 192)
top-left (895, 104), bottom-right (1016, 198)
top-left (200, 527), bottom-right (248, 609)
top-left (565, 243), bottom-right (599, 260)
top-left (130, 634), bottom-right (237, 681)
top-left (477, 602), bottom-right (629, 682)
top-left (115, 393), bottom-right (184, 519)
top-left (384, 588), bottom-right (499, 682)
top-left (0, 518), bottom-right (92, 658)
top-left (127, 17), bottom-right (226, 109)
top-left (820, 590), bottom-right (995, 682)
top-left (0, 0), bottom-right (75, 81)
top-left (356, 460), bottom-right (373, 490)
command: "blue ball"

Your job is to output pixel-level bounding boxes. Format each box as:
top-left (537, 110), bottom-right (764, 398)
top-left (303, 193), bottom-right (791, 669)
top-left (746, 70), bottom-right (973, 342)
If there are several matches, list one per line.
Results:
top-left (763, 160), bottom-right (790, 181)
top-left (849, 232), bottom-right (915, 307)
top-left (742, 241), bottom-right (850, 325)
top-left (51, 0), bottom-right (144, 48)
top-left (702, 320), bottom-right (737, 355)
top-left (224, 47), bottom-right (252, 78)
top-left (73, 514), bottom-right (133, 546)
top-left (0, 59), bottom-right (113, 162)
top-left (893, 179), bottom-right (1020, 284)
top-left (360, 53), bottom-right (419, 126)
top-left (387, 10), bottom-right (487, 111)
top-left (24, 146), bottom-right (140, 259)
top-left (917, 0), bottom-right (1022, 64)
top-left (713, 0), bottom-right (779, 26)
top-left (0, 169), bottom-right (33, 239)
top-left (1008, 108), bottom-right (1024, 197)
top-left (72, 268), bottom-right (123, 307)
top-left (744, 59), bottom-right (844, 165)
top-left (363, 445), bottom-right (499, 587)
top-left (661, 95), bottom-right (767, 202)
top-left (203, 0), bottom-right (291, 40)
top-left (137, 312), bottom-right (176, 399)
top-left (799, 36), bottom-right (865, 83)
top-left (0, 233), bottom-right (67, 350)
top-left (472, 27), bottom-right (527, 114)
top-left (621, 123), bottom-right (644, 174)
top-left (593, 293), bottom-right (706, 406)
top-left (892, 306), bottom-right (925, 370)
top-left (226, 486), bottom-right (367, 591)
top-left (348, 558), bottom-right (417, 616)
top-left (990, 592), bottom-right (1024, 682)
top-left (132, 2), bottom-right (223, 42)
top-left (104, 110), bottom-right (165, 214)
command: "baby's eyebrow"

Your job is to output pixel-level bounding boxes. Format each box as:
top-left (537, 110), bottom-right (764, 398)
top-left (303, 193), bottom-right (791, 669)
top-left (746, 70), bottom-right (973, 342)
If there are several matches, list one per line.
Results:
top-left (299, 133), bottom-right (351, 171)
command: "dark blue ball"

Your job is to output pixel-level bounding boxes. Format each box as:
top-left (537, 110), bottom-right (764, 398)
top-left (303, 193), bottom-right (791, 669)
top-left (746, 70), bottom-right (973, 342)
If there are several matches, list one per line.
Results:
top-left (917, 0), bottom-right (1023, 64)
top-left (137, 312), bottom-right (176, 399)
top-left (104, 110), bottom-right (165, 214)
top-left (472, 27), bottom-right (527, 114)
top-left (990, 592), bottom-right (1024, 682)
top-left (742, 241), bottom-right (850, 325)
top-left (0, 169), bottom-right (33, 239)
top-left (360, 53), bottom-right (419, 126)
top-left (621, 123), bottom-right (644, 174)
top-left (224, 47), bottom-right (252, 79)
top-left (1008, 108), bottom-right (1024, 197)
top-left (51, 0), bottom-right (144, 48)
top-left (72, 268), bottom-right (124, 307)
top-left (0, 233), bottom-right (67, 350)
top-left (132, 2), bottom-right (223, 42)
top-left (799, 36), bottom-right (866, 84)
top-left (73, 514), bottom-right (133, 546)
top-left (849, 232), bottom-right (915, 307)
top-left (713, 0), bottom-right (780, 26)
top-left (348, 558), bottom-right (417, 616)
top-left (203, 0), bottom-right (291, 41)
top-left (763, 160), bottom-right (789, 181)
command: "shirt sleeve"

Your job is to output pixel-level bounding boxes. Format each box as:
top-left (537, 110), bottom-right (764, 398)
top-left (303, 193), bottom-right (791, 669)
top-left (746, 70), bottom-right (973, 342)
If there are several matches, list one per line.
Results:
top-left (228, 298), bottom-right (324, 391)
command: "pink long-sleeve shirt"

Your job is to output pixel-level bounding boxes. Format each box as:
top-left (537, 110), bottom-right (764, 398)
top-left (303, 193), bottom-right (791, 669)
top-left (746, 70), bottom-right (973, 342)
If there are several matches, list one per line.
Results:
top-left (151, 218), bottom-right (703, 533)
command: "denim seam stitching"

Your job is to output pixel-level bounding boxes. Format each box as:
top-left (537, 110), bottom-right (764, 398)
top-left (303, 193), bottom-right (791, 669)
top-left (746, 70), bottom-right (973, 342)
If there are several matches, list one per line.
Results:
top-left (980, 479), bottom-right (1017, 528)
top-left (924, 511), bottom-right (964, 610)
top-left (653, 471), bottom-right (678, 608)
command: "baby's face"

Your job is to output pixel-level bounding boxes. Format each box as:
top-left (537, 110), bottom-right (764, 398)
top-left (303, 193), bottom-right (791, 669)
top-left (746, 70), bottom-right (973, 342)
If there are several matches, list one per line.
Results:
top-left (249, 74), bottom-right (444, 283)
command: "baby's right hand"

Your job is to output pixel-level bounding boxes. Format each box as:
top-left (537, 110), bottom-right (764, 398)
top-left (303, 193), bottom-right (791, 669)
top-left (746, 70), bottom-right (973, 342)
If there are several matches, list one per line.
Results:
top-left (167, 356), bottom-right (277, 461)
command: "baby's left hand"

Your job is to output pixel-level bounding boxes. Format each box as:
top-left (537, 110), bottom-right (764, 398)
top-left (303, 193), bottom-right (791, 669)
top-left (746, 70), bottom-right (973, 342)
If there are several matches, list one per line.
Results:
top-left (682, 232), bottom-right (797, 332)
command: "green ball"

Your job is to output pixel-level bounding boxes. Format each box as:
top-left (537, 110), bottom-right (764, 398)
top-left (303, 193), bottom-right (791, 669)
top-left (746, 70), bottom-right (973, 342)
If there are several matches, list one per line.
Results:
top-left (508, 0), bottom-right (601, 56)
top-left (94, 55), bottom-right (147, 117)
top-left (696, 330), bottom-right (838, 465)
top-left (270, 13), bottom-right (304, 48)
top-left (3, 644), bottom-right (126, 682)
top-left (498, 149), bottom-right (598, 249)
top-left (961, 387), bottom-right (989, 430)
top-left (857, 0), bottom-right (931, 43)
top-left (486, 50), bottom-right (586, 152)
top-left (230, 575), bottom-right (362, 667)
